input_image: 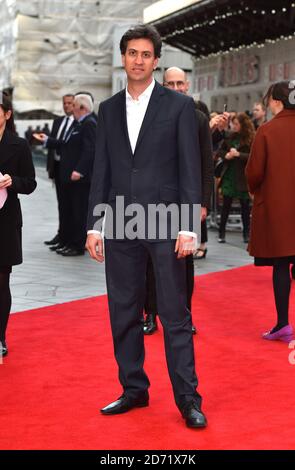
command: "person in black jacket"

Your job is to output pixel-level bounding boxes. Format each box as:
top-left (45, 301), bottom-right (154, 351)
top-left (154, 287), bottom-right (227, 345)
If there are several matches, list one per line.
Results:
top-left (143, 67), bottom-right (214, 336)
top-left (0, 91), bottom-right (37, 357)
top-left (35, 94), bottom-right (97, 256)
top-left (45, 94), bottom-right (74, 247)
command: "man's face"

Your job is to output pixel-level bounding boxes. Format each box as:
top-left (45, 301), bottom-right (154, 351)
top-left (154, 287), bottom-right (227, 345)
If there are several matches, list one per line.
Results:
top-left (72, 99), bottom-right (83, 120)
top-left (122, 39), bottom-right (158, 83)
top-left (163, 69), bottom-right (189, 94)
top-left (252, 104), bottom-right (265, 120)
top-left (63, 96), bottom-right (74, 115)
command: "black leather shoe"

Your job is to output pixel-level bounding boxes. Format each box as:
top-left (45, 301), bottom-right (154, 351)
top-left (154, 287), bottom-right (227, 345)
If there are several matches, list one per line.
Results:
top-left (101, 394), bottom-right (149, 415)
top-left (143, 314), bottom-right (158, 335)
top-left (61, 248), bottom-right (85, 257)
top-left (180, 401), bottom-right (207, 428)
top-left (50, 243), bottom-right (66, 252)
top-left (0, 340), bottom-right (8, 357)
top-left (192, 325), bottom-right (197, 335)
top-left (56, 245), bottom-right (70, 254)
top-left (44, 234), bottom-right (60, 246)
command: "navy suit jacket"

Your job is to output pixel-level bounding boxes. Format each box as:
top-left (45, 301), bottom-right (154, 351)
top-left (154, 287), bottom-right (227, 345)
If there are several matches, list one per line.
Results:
top-left (87, 81), bottom-right (202, 239)
top-left (46, 116), bottom-right (64, 179)
top-left (46, 114), bottom-right (97, 184)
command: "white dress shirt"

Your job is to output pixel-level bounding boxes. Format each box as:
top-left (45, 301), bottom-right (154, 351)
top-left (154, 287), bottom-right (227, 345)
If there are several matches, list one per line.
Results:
top-left (126, 79), bottom-right (155, 154)
top-left (88, 79), bottom-right (197, 245)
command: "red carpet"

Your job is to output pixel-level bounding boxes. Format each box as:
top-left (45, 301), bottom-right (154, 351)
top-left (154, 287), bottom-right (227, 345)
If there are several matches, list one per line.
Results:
top-left (1, 265), bottom-right (295, 450)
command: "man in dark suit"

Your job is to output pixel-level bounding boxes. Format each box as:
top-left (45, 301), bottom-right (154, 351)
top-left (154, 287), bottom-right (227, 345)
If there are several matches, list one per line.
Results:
top-left (36, 94), bottom-right (97, 256)
top-left (44, 94), bottom-right (74, 247)
top-left (143, 67), bottom-right (214, 335)
top-left (86, 25), bottom-right (207, 428)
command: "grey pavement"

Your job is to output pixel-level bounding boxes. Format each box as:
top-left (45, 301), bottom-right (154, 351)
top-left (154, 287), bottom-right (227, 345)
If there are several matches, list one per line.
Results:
top-left (10, 166), bottom-right (252, 313)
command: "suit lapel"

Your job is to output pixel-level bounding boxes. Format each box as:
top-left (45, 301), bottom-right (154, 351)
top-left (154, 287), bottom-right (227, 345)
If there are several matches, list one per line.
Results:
top-left (64, 120), bottom-right (77, 143)
top-left (119, 82), bottom-right (165, 158)
top-left (134, 82), bottom-right (164, 155)
top-left (119, 90), bottom-right (133, 157)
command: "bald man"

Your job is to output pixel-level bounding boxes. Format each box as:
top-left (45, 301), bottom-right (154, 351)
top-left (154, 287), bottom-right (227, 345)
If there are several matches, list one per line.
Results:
top-left (143, 66), bottom-right (214, 336)
top-left (163, 67), bottom-right (190, 94)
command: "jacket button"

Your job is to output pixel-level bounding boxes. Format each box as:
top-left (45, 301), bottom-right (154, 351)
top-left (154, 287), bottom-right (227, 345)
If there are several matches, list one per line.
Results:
top-left (132, 196), bottom-right (137, 202)
top-left (132, 168), bottom-right (138, 173)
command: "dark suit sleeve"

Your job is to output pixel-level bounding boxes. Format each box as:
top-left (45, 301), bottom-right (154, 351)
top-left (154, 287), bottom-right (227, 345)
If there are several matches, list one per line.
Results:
top-left (198, 112), bottom-right (214, 209)
top-left (45, 136), bottom-right (63, 150)
top-left (10, 140), bottom-right (37, 195)
top-left (87, 104), bottom-right (111, 232)
top-left (75, 119), bottom-right (96, 178)
top-left (177, 98), bottom-right (202, 233)
top-left (46, 118), bottom-right (60, 176)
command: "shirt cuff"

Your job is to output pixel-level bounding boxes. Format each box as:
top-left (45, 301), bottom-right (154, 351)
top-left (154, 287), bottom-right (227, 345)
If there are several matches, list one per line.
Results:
top-left (178, 231), bottom-right (198, 250)
top-left (178, 231), bottom-right (197, 238)
top-left (87, 230), bottom-right (101, 239)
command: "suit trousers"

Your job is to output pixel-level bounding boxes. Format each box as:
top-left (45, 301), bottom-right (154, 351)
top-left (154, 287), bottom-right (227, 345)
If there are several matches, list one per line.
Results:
top-left (54, 161), bottom-right (62, 236)
top-left (59, 181), bottom-right (89, 250)
top-left (145, 254), bottom-right (194, 314)
top-left (104, 239), bottom-right (202, 409)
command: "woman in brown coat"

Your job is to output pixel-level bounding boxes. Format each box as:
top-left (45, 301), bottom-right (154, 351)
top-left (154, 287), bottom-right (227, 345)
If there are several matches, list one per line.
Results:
top-left (246, 81), bottom-right (295, 343)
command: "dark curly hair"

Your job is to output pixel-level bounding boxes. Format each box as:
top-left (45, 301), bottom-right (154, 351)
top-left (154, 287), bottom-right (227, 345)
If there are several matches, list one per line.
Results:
top-left (120, 24), bottom-right (162, 58)
top-left (0, 90), bottom-right (16, 133)
top-left (232, 112), bottom-right (255, 147)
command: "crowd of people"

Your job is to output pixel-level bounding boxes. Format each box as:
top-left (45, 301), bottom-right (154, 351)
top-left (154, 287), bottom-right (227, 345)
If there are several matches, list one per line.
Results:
top-left (1, 24), bottom-right (295, 430)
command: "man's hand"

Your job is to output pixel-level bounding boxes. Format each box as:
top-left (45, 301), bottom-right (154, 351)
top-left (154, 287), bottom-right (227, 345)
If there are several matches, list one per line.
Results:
top-left (175, 234), bottom-right (197, 259)
top-left (217, 112), bottom-right (230, 131)
top-left (86, 233), bottom-right (104, 262)
top-left (0, 174), bottom-right (12, 189)
top-left (209, 114), bottom-right (220, 131)
top-left (32, 133), bottom-right (47, 143)
top-left (209, 113), bottom-right (229, 132)
top-left (71, 171), bottom-right (82, 181)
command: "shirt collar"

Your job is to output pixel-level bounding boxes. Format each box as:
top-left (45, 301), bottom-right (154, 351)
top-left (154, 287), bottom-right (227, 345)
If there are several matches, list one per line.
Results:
top-left (126, 78), bottom-right (155, 103)
top-left (78, 112), bottom-right (91, 123)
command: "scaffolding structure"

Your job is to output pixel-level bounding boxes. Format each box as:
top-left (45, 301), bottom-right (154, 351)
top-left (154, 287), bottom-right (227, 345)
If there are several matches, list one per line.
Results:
top-left (0, 0), bottom-right (153, 114)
